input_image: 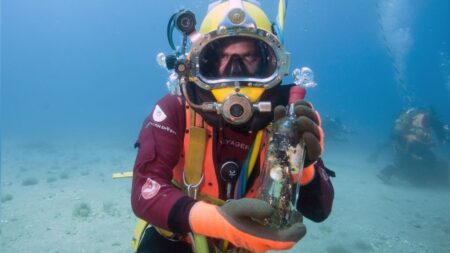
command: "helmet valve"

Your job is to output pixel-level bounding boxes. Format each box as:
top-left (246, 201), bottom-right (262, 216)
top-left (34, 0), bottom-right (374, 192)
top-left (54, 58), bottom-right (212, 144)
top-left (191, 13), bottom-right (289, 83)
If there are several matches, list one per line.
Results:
top-left (222, 94), bottom-right (253, 124)
top-left (219, 93), bottom-right (271, 125)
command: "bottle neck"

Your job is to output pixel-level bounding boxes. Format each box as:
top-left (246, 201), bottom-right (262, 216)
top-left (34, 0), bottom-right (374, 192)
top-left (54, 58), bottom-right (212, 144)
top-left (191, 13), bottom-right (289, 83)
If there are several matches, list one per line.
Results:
top-left (288, 103), bottom-right (296, 116)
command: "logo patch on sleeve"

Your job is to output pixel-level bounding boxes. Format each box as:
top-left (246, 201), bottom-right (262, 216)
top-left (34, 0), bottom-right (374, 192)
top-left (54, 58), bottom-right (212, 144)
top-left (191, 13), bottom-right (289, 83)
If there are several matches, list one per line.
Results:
top-left (152, 105), bottom-right (167, 122)
top-left (141, 178), bottom-right (161, 200)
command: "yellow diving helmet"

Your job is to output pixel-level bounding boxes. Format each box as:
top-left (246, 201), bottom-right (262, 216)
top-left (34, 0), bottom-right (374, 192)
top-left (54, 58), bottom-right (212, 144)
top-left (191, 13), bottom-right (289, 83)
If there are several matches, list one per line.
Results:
top-left (170, 0), bottom-right (290, 128)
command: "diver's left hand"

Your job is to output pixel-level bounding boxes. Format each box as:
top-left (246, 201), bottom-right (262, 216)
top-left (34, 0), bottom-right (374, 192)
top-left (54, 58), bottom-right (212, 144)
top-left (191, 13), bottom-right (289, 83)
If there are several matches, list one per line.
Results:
top-left (274, 100), bottom-right (323, 167)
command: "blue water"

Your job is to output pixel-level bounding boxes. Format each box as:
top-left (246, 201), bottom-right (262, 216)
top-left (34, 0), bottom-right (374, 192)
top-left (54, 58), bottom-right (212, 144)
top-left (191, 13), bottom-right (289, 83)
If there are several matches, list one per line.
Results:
top-left (1, 1), bottom-right (450, 252)
top-left (2, 0), bottom-right (450, 139)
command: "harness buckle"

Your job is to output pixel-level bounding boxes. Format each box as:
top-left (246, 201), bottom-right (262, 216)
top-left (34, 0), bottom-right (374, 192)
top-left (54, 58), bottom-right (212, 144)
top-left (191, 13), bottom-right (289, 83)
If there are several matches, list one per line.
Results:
top-left (182, 171), bottom-right (204, 199)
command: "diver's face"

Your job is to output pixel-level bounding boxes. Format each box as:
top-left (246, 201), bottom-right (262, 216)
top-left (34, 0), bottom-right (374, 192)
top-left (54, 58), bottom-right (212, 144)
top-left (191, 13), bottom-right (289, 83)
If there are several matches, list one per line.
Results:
top-left (217, 41), bottom-right (261, 77)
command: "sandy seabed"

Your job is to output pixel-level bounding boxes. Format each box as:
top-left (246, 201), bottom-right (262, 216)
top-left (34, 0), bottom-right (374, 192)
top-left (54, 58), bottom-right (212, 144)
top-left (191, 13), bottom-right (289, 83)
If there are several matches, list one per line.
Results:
top-left (1, 137), bottom-right (449, 253)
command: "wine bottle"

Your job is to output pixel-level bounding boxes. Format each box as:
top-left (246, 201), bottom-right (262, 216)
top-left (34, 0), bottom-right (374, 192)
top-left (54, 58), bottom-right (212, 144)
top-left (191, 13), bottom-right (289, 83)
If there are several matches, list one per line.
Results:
top-left (256, 85), bottom-right (307, 228)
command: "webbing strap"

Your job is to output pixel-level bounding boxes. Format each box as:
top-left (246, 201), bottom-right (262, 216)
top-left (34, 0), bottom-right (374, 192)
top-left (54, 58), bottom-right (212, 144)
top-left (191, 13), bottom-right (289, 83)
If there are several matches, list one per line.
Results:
top-left (185, 108), bottom-right (210, 253)
top-left (184, 108), bottom-right (207, 191)
top-left (130, 108), bottom-right (211, 253)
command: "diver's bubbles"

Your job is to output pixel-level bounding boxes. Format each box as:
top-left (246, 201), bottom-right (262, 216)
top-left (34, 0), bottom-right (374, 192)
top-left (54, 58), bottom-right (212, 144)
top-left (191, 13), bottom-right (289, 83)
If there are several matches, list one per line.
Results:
top-left (377, 0), bottom-right (415, 103)
top-left (155, 51), bottom-right (180, 95)
top-left (156, 52), bottom-right (167, 69)
top-left (447, 75), bottom-right (450, 93)
top-left (293, 67), bottom-right (317, 88)
top-left (166, 72), bottom-right (181, 95)
top-left (378, 0), bottom-right (414, 66)
top-left (438, 50), bottom-right (450, 94)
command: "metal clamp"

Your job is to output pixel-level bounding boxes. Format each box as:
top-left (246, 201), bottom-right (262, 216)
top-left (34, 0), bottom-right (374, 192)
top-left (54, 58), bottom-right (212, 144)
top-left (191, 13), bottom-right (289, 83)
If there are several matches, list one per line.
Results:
top-left (182, 171), bottom-right (204, 199)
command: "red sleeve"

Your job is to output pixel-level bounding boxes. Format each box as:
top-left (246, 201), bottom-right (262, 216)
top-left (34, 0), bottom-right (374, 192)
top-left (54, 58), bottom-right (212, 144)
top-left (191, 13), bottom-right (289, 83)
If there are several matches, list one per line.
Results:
top-left (297, 158), bottom-right (335, 222)
top-left (131, 94), bottom-right (195, 233)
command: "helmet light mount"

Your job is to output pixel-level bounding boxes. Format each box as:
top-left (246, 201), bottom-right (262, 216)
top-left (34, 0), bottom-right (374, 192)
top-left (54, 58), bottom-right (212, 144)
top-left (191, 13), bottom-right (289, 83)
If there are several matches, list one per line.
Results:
top-left (174, 10), bottom-right (197, 36)
top-left (228, 8), bottom-right (246, 25)
top-left (166, 9), bottom-right (200, 67)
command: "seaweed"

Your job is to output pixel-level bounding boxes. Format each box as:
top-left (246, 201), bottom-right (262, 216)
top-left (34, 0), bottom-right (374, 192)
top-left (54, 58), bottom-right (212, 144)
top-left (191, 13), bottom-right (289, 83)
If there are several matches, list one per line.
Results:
top-left (326, 244), bottom-right (351, 253)
top-left (47, 177), bottom-right (57, 183)
top-left (73, 202), bottom-right (91, 218)
top-left (1, 194), bottom-right (13, 203)
top-left (103, 201), bottom-right (120, 217)
top-left (21, 177), bottom-right (38, 186)
top-left (59, 172), bottom-right (69, 180)
top-left (354, 240), bottom-right (374, 251)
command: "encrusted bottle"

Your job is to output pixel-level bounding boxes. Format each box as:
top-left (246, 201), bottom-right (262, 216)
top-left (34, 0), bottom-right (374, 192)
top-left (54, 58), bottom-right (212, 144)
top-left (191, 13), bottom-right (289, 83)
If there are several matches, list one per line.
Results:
top-left (256, 87), bottom-right (306, 228)
top-left (256, 67), bottom-right (316, 228)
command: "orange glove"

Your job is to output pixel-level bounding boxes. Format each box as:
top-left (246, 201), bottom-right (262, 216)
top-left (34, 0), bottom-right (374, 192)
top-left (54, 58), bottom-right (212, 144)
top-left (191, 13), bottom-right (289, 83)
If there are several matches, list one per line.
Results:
top-left (189, 198), bottom-right (306, 253)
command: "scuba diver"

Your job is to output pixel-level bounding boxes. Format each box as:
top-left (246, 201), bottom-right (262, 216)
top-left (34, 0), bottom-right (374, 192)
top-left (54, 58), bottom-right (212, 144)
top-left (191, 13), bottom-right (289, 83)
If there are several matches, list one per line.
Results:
top-left (321, 115), bottom-right (356, 143)
top-left (130, 1), bottom-right (334, 252)
top-left (377, 107), bottom-right (450, 186)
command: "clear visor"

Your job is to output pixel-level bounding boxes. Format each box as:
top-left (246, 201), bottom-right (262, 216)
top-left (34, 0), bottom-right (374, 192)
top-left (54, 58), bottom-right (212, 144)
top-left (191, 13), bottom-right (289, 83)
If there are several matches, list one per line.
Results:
top-left (199, 36), bottom-right (277, 82)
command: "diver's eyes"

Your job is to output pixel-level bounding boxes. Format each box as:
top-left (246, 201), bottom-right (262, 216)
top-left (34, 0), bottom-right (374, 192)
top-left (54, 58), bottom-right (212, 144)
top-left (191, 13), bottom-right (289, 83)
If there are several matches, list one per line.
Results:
top-left (243, 53), bottom-right (258, 63)
top-left (218, 51), bottom-right (260, 67)
top-left (218, 53), bottom-right (231, 64)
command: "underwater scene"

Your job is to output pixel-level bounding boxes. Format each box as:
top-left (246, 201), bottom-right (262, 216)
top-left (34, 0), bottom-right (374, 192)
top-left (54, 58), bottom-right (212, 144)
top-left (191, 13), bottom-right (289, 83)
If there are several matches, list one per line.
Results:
top-left (1, 0), bottom-right (450, 252)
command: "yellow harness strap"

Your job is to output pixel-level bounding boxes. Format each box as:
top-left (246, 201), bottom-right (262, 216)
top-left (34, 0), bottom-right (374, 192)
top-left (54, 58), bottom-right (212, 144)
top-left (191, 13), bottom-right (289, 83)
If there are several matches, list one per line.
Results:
top-left (129, 107), bottom-right (221, 253)
top-left (185, 108), bottom-right (210, 253)
top-left (184, 108), bottom-right (208, 193)
top-left (131, 218), bottom-right (149, 252)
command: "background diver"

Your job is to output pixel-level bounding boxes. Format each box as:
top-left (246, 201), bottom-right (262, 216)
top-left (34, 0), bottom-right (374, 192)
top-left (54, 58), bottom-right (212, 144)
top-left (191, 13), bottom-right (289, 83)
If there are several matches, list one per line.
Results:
top-left (374, 107), bottom-right (450, 186)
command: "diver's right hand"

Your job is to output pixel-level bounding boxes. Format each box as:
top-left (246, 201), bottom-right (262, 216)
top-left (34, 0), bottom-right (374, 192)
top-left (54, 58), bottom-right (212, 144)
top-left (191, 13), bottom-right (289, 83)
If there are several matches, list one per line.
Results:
top-left (189, 198), bottom-right (306, 253)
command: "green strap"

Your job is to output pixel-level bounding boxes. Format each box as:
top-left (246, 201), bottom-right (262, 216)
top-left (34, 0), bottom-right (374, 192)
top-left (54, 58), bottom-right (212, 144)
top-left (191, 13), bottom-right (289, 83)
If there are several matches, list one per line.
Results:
top-left (192, 234), bottom-right (209, 253)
